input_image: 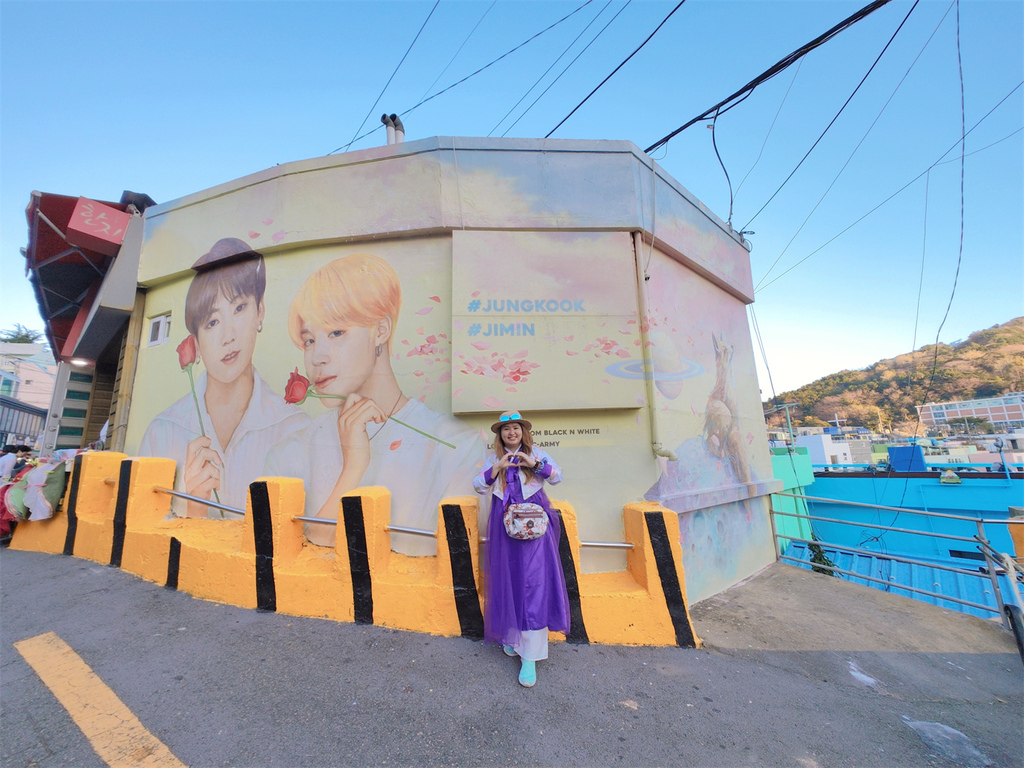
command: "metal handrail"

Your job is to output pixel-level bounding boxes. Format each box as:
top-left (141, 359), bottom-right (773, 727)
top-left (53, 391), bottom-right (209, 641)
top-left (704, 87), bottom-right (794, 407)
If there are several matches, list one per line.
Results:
top-left (771, 509), bottom-right (981, 544)
top-left (778, 534), bottom-right (996, 579)
top-left (293, 515), bottom-right (634, 548)
top-left (773, 492), bottom-right (1024, 524)
top-left (777, 554), bottom-right (1000, 614)
top-left (153, 487), bottom-right (245, 516)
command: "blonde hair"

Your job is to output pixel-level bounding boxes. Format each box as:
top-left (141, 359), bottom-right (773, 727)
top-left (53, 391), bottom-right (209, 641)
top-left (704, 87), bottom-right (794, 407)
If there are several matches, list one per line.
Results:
top-left (288, 254), bottom-right (402, 349)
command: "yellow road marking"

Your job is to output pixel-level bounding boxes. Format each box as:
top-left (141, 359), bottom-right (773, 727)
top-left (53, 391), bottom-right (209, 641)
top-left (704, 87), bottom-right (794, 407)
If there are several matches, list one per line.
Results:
top-left (14, 631), bottom-right (185, 768)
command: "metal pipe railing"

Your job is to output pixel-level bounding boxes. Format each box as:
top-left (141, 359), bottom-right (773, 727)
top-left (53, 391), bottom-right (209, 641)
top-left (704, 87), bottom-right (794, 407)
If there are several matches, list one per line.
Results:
top-left (773, 492), bottom-right (1023, 524)
top-left (770, 509), bottom-right (980, 544)
top-left (777, 553), bottom-right (1000, 614)
top-left (153, 487), bottom-right (245, 516)
top-left (293, 516), bottom-right (634, 547)
top-left (775, 533), bottom-right (997, 579)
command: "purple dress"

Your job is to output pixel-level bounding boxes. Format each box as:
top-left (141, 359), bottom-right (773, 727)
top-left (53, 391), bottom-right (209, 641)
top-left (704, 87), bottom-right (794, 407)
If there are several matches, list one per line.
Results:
top-left (475, 449), bottom-right (571, 647)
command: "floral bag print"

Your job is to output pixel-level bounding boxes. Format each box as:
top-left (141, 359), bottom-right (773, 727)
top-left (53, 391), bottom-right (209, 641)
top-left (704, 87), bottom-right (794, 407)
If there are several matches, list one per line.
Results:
top-left (503, 502), bottom-right (548, 540)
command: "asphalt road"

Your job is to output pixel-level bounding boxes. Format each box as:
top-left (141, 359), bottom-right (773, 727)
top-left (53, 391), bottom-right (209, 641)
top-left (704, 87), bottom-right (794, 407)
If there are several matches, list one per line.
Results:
top-left (2, 549), bottom-right (1021, 768)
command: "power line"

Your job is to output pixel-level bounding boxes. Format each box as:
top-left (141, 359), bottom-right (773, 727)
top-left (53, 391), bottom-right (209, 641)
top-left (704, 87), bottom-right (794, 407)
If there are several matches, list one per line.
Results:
top-left (546, 0), bottom-right (687, 138)
top-left (336, 1), bottom-right (441, 154)
top-left (419, 0), bottom-right (497, 104)
top-left (490, 0), bottom-right (615, 137)
top-left (644, 0), bottom-right (894, 155)
top-left (754, 0), bottom-right (949, 292)
top-left (501, 0), bottom-right (633, 137)
top-left (754, 79), bottom-right (1022, 294)
top-left (336, 1), bottom-right (596, 152)
top-left (742, 0), bottom-right (919, 232)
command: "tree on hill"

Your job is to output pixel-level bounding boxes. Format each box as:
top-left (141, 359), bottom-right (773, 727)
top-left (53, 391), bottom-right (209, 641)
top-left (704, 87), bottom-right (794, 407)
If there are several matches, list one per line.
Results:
top-left (763, 317), bottom-right (1024, 430)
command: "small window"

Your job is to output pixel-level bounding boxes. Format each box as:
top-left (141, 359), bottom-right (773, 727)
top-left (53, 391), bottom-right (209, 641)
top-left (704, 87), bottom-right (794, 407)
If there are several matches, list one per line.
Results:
top-left (62, 407), bottom-right (88, 419)
top-left (68, 372), bottom-right (93, 383)
top-left (148, 314), bottom-right (172, 346)
top-left (58, 426), bottom-right (84, 437)
top-left (66, 390), bottom-right (91, 401)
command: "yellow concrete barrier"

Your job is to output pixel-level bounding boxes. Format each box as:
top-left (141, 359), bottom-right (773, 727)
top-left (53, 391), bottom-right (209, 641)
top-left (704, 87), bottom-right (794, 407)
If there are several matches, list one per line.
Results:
top-left (9, 461), bottom-right (700, 648)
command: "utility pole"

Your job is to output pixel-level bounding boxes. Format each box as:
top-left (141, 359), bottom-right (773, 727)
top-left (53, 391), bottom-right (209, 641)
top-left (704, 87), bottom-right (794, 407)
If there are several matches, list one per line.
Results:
top-left (765, 403), bottom-right (799, 448)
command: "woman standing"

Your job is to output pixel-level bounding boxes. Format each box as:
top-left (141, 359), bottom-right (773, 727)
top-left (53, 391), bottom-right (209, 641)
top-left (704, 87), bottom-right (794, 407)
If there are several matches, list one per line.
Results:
top-left (474, 411), bottom-right (570, 688)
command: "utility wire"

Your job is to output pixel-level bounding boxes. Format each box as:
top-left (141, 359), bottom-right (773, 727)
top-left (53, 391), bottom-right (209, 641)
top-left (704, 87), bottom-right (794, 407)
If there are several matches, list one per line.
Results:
top-left (754, 79), bottom-right (1023, 294)
top-left (337, 1), bottom-right (440, 154)
top-left (734, 60), bottom-right (803, 201)
top-left (490, 0), bottom-right (614, 137)
top-left (754, 0), bottom-right (947, 292)
top-left (502, 0), bottom-right (632, 137)
top-left (547, 0), bottom-right (687, 138)
top-left (742, 0), bottom-right (918, 232)
top-left (334, 0), bottom-right (595, 152)
top-left (419, 0), bottom-right (497, 103)
top-left (644, 0), bottom-right (894, 155)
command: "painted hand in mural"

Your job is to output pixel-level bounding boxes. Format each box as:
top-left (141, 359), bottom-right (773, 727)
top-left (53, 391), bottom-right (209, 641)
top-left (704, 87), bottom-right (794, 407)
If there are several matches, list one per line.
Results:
top-left (335, 394), bottom-right (388, 479)
top-left (183, 435), bottom-right (223, 517)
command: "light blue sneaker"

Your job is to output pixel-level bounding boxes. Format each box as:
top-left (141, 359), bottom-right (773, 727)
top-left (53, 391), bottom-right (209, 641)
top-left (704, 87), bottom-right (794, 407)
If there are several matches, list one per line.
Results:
top-left (502, 645), bottom-right (518, 657)
top-left (518, 659), bottom-right (536, 687)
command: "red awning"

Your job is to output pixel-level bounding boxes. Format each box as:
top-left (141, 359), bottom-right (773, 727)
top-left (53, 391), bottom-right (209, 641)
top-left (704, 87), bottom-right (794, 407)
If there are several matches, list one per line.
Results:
top-left (23, 192), bottom-right (129, 361)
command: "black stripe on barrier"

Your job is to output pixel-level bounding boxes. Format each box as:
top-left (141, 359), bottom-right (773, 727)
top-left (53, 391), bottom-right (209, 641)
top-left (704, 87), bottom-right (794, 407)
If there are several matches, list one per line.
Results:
top-left (109, 460), bottom-right (133, 568)
top-left (644, 511), bottom-right (697, 648)
top-left (166, 537), bottom-right (181, 590)
top-left (553, 508), bottom-right (589, 644)
top-left (249, 481), bottom-right (277, 611)
top-left (62, 454), bottom-right (84, 556)
top-left (342, 495), bottom-right (373, 625)
top-left (442, 504), bottom-right (484, 638)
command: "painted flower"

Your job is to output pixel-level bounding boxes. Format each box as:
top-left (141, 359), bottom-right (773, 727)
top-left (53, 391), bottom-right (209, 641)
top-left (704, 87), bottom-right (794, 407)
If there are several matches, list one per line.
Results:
top-left (177, 335), bottom-right (198, 369)
top-left (284, 368), bottom-right (311, 404)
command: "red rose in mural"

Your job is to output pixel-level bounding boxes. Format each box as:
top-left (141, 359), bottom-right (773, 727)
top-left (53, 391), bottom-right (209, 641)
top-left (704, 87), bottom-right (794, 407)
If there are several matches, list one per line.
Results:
top-left (176, 335), bottom-right (197, 369)
top-left (284, 368), bottom-right (311, 404)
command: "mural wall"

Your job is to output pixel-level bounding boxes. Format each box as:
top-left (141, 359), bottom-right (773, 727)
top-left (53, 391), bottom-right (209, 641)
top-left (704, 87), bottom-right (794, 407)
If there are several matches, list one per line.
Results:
top-left (123, 139), bottom-right (776, 591)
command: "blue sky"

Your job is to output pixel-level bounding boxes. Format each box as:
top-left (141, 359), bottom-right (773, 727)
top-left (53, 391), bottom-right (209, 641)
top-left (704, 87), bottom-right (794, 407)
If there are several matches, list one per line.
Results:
top-left (1, 0), bottom-right (1020, 394)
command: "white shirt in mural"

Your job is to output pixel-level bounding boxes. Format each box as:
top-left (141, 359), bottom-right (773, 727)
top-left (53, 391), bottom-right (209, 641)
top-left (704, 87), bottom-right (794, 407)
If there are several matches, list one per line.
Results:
top-left (138, 368), bottom-right (309, 518)
top-left (264, 398), bottom-right (483, 556)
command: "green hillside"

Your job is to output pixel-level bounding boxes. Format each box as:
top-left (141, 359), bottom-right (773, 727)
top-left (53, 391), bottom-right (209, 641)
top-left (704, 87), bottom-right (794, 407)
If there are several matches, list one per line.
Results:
top-left (764, 317), bottom-right (1024, 431)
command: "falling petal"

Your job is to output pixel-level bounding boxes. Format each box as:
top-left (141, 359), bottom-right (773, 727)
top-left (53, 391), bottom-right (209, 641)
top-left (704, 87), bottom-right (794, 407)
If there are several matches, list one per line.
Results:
top-left (262, 218), bottom-right (274, 225)
top-left (747, 433), bottom-right (755, 444)
top-left (602, 378), bottom-right (611, 385)
top-left (506, 386), bottom-right (517, 392)
top-left (619, 329), bottom-right (631, 335)
top-left (471, 341), bottom-right (491, 350)
top-left (471, 290), bottom-right (480, 298)
top-left (416, 327), bottom-right (425, 335)
top-left (563, 335), bottom-right (574, 342)
top-left (419, 395), bottom-right (427, 402)
top-left (401, 339), bottom-right (410, 345)
top-left (248, 231), bottom-right (261, 239)
top-left (453, 319), bottom-right (465, 331)
top-left (636, 413), bottom-right (642, 424)
top-left (272, 230), bottom-right (287, 243)
top-left (482, 395), bottom-right (504, 409)
top-left (416, 307), bottom-right (433, 315)
top-left (566, 350), bottom-right (578, 356)
top-left (453, 387), bottom-right (465, 398)
top-left (414, 371), bottom-right (424, 377)
top-left (512, 349), bottom-right (528, 359)
top-left (627, 319), bottom-right (636, 325)
top-left (390, 440), bottom-right (402, 451)
top-left (426, 335), bottom-right (438, 344)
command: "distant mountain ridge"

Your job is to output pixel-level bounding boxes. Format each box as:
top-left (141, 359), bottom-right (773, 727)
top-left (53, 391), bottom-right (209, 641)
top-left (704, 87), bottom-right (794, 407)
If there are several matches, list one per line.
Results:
top-left (764, 317), bottom-right (1024, 429)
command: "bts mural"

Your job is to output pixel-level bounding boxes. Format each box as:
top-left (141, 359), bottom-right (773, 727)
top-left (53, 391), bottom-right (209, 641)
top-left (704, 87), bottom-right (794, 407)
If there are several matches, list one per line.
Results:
top-left (139, 239), bottom-right (308, 518)
top-left (264, 253), bottom-right (481, 556)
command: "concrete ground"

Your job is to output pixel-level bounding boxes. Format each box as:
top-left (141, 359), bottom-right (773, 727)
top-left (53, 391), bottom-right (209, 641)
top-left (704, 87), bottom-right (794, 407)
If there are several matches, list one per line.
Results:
top-left (1, 550), bottom-right (1021, 768)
